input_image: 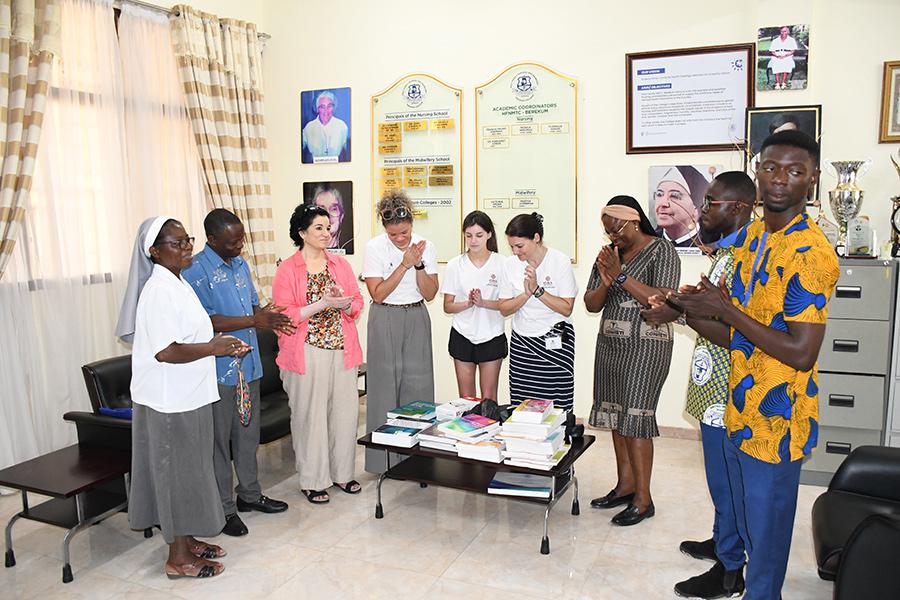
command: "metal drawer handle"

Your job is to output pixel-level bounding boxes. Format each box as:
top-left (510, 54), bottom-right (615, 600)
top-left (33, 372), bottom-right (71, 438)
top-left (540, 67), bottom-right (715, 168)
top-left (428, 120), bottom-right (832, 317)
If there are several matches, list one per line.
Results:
top-left (828, 394), bottom-right (855, 408)
top-left (835, 286), bottom-right (862, 299)
top-left (832, 339), bottom-right (859, 353)
top-left (826, 442), bottom-right (852, 455)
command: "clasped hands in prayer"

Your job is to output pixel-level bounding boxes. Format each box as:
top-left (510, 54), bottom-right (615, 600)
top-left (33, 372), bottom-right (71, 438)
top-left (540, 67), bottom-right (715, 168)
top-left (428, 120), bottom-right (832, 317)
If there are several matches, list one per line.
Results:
top-left (400, 240), bottom-right (427, 270)
top-left (641, 274), bottom-right (731, 325)
top-left (594, 245), bottom-right (623, 287)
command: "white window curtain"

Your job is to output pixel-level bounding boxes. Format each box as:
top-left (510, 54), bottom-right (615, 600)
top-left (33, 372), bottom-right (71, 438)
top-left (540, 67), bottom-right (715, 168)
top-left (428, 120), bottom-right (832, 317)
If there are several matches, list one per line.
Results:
top-left (0, 0), bottom-right (207, 470)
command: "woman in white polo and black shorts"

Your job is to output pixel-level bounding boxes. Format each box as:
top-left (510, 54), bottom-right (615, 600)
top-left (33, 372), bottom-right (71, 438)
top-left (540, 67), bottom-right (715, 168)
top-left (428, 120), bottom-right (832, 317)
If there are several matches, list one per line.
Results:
top-left (442, 211), bottom-right (507, 401)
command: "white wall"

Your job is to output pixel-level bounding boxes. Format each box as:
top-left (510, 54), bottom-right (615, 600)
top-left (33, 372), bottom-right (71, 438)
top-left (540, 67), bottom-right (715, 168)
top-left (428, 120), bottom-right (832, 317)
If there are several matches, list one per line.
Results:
top-left (208, 0), bottom-right (899, 430)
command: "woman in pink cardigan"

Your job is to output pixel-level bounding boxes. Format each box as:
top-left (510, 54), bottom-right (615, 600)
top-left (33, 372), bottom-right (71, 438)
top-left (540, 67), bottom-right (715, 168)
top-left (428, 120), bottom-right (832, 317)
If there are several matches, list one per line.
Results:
top-left (273, 204), bottom-right (364, 504)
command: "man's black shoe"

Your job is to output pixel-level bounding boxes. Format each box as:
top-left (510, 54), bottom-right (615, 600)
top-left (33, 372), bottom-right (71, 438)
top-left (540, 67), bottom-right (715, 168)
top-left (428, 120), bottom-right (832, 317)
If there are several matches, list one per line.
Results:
top-left (237, 494), bottom-right (288, 514)
top-left (221, 513), bottom-right (248, 537)
top-left (674, 561), bottom-right (745, 599)
top-left (680, 537), bottom-right (718, 562)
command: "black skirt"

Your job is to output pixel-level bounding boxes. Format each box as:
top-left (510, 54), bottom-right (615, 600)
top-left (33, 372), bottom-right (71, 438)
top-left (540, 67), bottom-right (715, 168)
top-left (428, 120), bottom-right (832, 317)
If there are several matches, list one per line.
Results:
top-left (448, 328), bottom-right (508, 364)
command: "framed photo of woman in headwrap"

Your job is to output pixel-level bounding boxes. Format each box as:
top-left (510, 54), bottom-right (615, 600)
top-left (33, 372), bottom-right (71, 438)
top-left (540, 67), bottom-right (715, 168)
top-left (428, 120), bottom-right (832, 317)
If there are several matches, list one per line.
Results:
top-left (648, 165), bottom-right (722, 255)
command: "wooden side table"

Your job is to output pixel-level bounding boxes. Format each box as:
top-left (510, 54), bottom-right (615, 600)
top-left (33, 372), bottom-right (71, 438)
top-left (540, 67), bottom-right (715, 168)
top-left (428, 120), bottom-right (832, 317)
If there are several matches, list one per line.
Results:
top-left (1, 444), bottom-right (132, 583)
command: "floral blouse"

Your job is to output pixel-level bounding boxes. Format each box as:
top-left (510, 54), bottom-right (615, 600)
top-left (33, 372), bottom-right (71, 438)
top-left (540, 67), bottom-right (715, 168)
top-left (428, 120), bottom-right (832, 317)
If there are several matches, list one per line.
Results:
top-left (306, 269), bottom-right (345, 350)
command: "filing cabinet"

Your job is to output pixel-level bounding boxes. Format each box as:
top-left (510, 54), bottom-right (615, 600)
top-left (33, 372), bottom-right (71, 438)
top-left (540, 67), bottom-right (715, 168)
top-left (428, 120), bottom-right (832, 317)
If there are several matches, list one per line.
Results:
top-left (800, 259), bottom-right (897, 486)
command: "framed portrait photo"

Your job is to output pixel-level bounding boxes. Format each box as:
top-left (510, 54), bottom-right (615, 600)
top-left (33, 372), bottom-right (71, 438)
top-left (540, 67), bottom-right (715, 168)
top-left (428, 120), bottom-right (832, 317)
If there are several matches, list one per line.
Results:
top-left (756, 25), bottom-right (810, 92)
top-left (745, 104), bottom-right (822, 200)
top-left (300, 87), bottom-right (351, 164)
top-left (303, 181), bottom-right (354, 254)
top-left (879, 61), bottom-right (900, 143)
top-left (648, 164), bottom-right (722, 255)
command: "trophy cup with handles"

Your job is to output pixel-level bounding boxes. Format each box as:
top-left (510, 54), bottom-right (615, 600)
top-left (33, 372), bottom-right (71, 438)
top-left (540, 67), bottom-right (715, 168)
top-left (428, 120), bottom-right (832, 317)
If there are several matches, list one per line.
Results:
top-left (827, 160), bottom-right (871, 255)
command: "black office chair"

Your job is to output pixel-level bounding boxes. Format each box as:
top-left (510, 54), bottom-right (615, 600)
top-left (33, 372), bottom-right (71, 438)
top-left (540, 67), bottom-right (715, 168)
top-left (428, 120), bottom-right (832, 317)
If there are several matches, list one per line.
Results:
top-left (811, 446), bottom-right (900, 581)
top-left (65, 328), bottom-right (292, 447)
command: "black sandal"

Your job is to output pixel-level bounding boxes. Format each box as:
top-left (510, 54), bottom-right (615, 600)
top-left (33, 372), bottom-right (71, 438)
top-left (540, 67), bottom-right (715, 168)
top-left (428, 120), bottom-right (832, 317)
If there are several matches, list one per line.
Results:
top-left (302, 489), bottom-right (330, 504)
top-left (334, 480), bottom-right (362, 495)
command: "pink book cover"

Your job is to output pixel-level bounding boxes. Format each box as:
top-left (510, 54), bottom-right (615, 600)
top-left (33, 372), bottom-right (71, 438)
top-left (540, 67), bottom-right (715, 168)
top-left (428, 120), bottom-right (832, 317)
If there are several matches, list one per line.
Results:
top-left (517, 399), bottom-right (552, 413)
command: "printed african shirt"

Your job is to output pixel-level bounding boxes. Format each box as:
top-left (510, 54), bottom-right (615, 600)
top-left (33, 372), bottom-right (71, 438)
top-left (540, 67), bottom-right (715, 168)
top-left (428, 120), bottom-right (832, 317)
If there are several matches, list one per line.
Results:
top-left (685, 243), bottom-right (736, 427)
top-left (725, 212), bottom-right (839, 464)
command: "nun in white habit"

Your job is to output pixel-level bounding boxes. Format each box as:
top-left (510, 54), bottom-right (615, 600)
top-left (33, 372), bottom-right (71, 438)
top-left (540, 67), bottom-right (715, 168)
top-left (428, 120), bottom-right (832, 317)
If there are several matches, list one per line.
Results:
top-left (116, 216), bottom-right (249, 579)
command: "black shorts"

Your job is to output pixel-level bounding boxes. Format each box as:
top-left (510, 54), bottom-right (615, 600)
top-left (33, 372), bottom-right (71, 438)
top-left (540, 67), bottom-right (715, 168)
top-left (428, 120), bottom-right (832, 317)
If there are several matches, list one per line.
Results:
top-left (448, 328), bottom-right (508, 364)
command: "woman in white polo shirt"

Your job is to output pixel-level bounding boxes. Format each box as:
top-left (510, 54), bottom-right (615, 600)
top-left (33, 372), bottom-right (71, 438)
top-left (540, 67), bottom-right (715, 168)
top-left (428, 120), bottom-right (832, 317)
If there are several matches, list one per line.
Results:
top-left (499, 213), bottom-right (578, 412)
top-left (362, 191), bottom-right (439, 473)
top-left (442, 211), bottom-right (507, 401)
top-left (116, 216), bottom-right (249, 579)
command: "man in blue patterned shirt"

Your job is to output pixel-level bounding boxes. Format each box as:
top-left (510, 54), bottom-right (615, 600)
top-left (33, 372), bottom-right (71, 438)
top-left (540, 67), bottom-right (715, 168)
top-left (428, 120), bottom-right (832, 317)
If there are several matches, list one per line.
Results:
top-left (644, 172), bottom-right (755, 599)
top-left (184, 209), bottom-right (294, 537)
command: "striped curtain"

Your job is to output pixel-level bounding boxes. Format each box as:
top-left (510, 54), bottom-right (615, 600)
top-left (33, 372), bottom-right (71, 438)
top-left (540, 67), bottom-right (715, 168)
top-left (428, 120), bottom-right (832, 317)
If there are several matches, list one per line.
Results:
top-left (0, 0), bottom-right (60, 281)
top-left (169, 5), bottom-right (276, 298)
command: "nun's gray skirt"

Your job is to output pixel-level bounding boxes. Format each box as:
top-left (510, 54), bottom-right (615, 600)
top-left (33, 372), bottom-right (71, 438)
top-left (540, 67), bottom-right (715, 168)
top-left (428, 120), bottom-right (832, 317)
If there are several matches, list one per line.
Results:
top-left (128, 403), bottom-right (225, 544)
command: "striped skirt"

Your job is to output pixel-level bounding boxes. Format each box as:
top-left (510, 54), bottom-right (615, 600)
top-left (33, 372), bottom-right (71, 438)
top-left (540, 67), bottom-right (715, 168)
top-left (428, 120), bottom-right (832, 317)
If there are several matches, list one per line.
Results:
top-left (509, 322), bottom-right (575, 412)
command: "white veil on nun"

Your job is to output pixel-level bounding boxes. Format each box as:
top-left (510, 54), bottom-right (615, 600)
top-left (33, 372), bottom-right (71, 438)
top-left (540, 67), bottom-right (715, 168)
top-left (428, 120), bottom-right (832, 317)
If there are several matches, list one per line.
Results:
top-left (115, 216), bottom-right (175, 343)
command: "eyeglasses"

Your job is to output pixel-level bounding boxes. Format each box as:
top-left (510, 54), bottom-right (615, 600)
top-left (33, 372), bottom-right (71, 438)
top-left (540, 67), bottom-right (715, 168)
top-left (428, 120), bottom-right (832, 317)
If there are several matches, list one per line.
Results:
top-left (603, 220), bottom-right (629, 239)
top-left (380, 206), bottom-right (410, 221)
top-left (155, 237), bottom-right (195, 250)
top-left (701, 195), bottom-right (747, 211)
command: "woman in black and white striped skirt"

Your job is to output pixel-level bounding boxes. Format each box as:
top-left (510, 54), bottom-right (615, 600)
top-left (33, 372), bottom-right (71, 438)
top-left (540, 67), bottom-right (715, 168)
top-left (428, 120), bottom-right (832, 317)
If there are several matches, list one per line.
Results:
top-left (498, 213), bottom-right (578, 412)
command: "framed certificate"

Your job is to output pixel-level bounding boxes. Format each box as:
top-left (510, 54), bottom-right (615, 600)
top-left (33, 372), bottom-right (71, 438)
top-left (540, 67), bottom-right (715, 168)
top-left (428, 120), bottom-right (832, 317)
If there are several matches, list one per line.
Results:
top-left (475, 63), bottom-right (578, 261)
top-left (371, 74), bottom-right (463, 261)
top-left (626, 43), bottom-right (755, 154)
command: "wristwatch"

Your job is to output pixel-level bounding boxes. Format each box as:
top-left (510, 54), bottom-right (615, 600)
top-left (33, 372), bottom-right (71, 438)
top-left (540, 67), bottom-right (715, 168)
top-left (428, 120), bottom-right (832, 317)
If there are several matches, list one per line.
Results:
top-left (614, 273), bottom-right (627, 286)
top-left (414, 263), bottom-right (425, 271)
top-left (532, 286), bottom-right (546, 298)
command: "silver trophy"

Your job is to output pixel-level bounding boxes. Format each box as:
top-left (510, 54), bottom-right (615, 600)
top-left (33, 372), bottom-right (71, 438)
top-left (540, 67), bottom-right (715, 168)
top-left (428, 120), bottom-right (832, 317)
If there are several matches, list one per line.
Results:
top-left (828, 160), bottom-right (871, 253)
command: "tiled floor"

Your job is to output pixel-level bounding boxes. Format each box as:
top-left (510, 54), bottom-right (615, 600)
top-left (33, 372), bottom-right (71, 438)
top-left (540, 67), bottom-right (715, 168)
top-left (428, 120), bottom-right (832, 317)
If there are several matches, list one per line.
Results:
top-left (1, 409), bottom-right (833, 599)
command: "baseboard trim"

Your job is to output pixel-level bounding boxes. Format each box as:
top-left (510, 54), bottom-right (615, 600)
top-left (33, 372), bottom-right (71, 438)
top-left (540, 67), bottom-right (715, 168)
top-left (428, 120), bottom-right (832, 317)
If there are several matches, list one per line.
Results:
top-left (658, 426), bottom-right (700, 440)
top-left (585, 423), bottom-right (700, 441)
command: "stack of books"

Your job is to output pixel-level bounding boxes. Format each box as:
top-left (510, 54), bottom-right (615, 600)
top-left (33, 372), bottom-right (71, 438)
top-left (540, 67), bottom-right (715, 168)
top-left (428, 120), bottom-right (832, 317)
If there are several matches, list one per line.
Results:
top-left (437, 413), bottom-right (500, 440)
top-left (456, 438), bottom-right (504, 463)
top-left (371, 401), bottom-right (438, 448)
top-left (487, 472), bottom-right (552, 498)
top-left (371, 422), bottom-right (425, 447)
top-left (508, 398), bottom-right (553, 423)
top-left (417, 422), bottom-right (459, 453)
top-left (497, 401), bottom-right (569, 470)
top-left (435, 396), bottom-right (481, 422)
top-left (386, 401), bottom-right (438, 422)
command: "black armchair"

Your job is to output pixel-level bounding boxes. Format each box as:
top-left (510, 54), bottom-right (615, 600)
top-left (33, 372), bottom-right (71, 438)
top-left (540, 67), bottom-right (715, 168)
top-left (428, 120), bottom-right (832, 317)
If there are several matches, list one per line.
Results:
top-left (833, 514), bottom-right (900, 599)
top-left (811, 445), bottom-right (900, 581)
top-left (64, 328), bottom-right (292, 448)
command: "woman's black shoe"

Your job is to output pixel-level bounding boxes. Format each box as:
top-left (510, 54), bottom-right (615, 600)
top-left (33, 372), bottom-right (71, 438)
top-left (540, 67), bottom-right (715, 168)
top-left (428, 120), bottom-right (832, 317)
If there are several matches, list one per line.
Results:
top-left (590, 490), bottom-right (635, 509)
top-left (611, 502), bottom-right (655, 526)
